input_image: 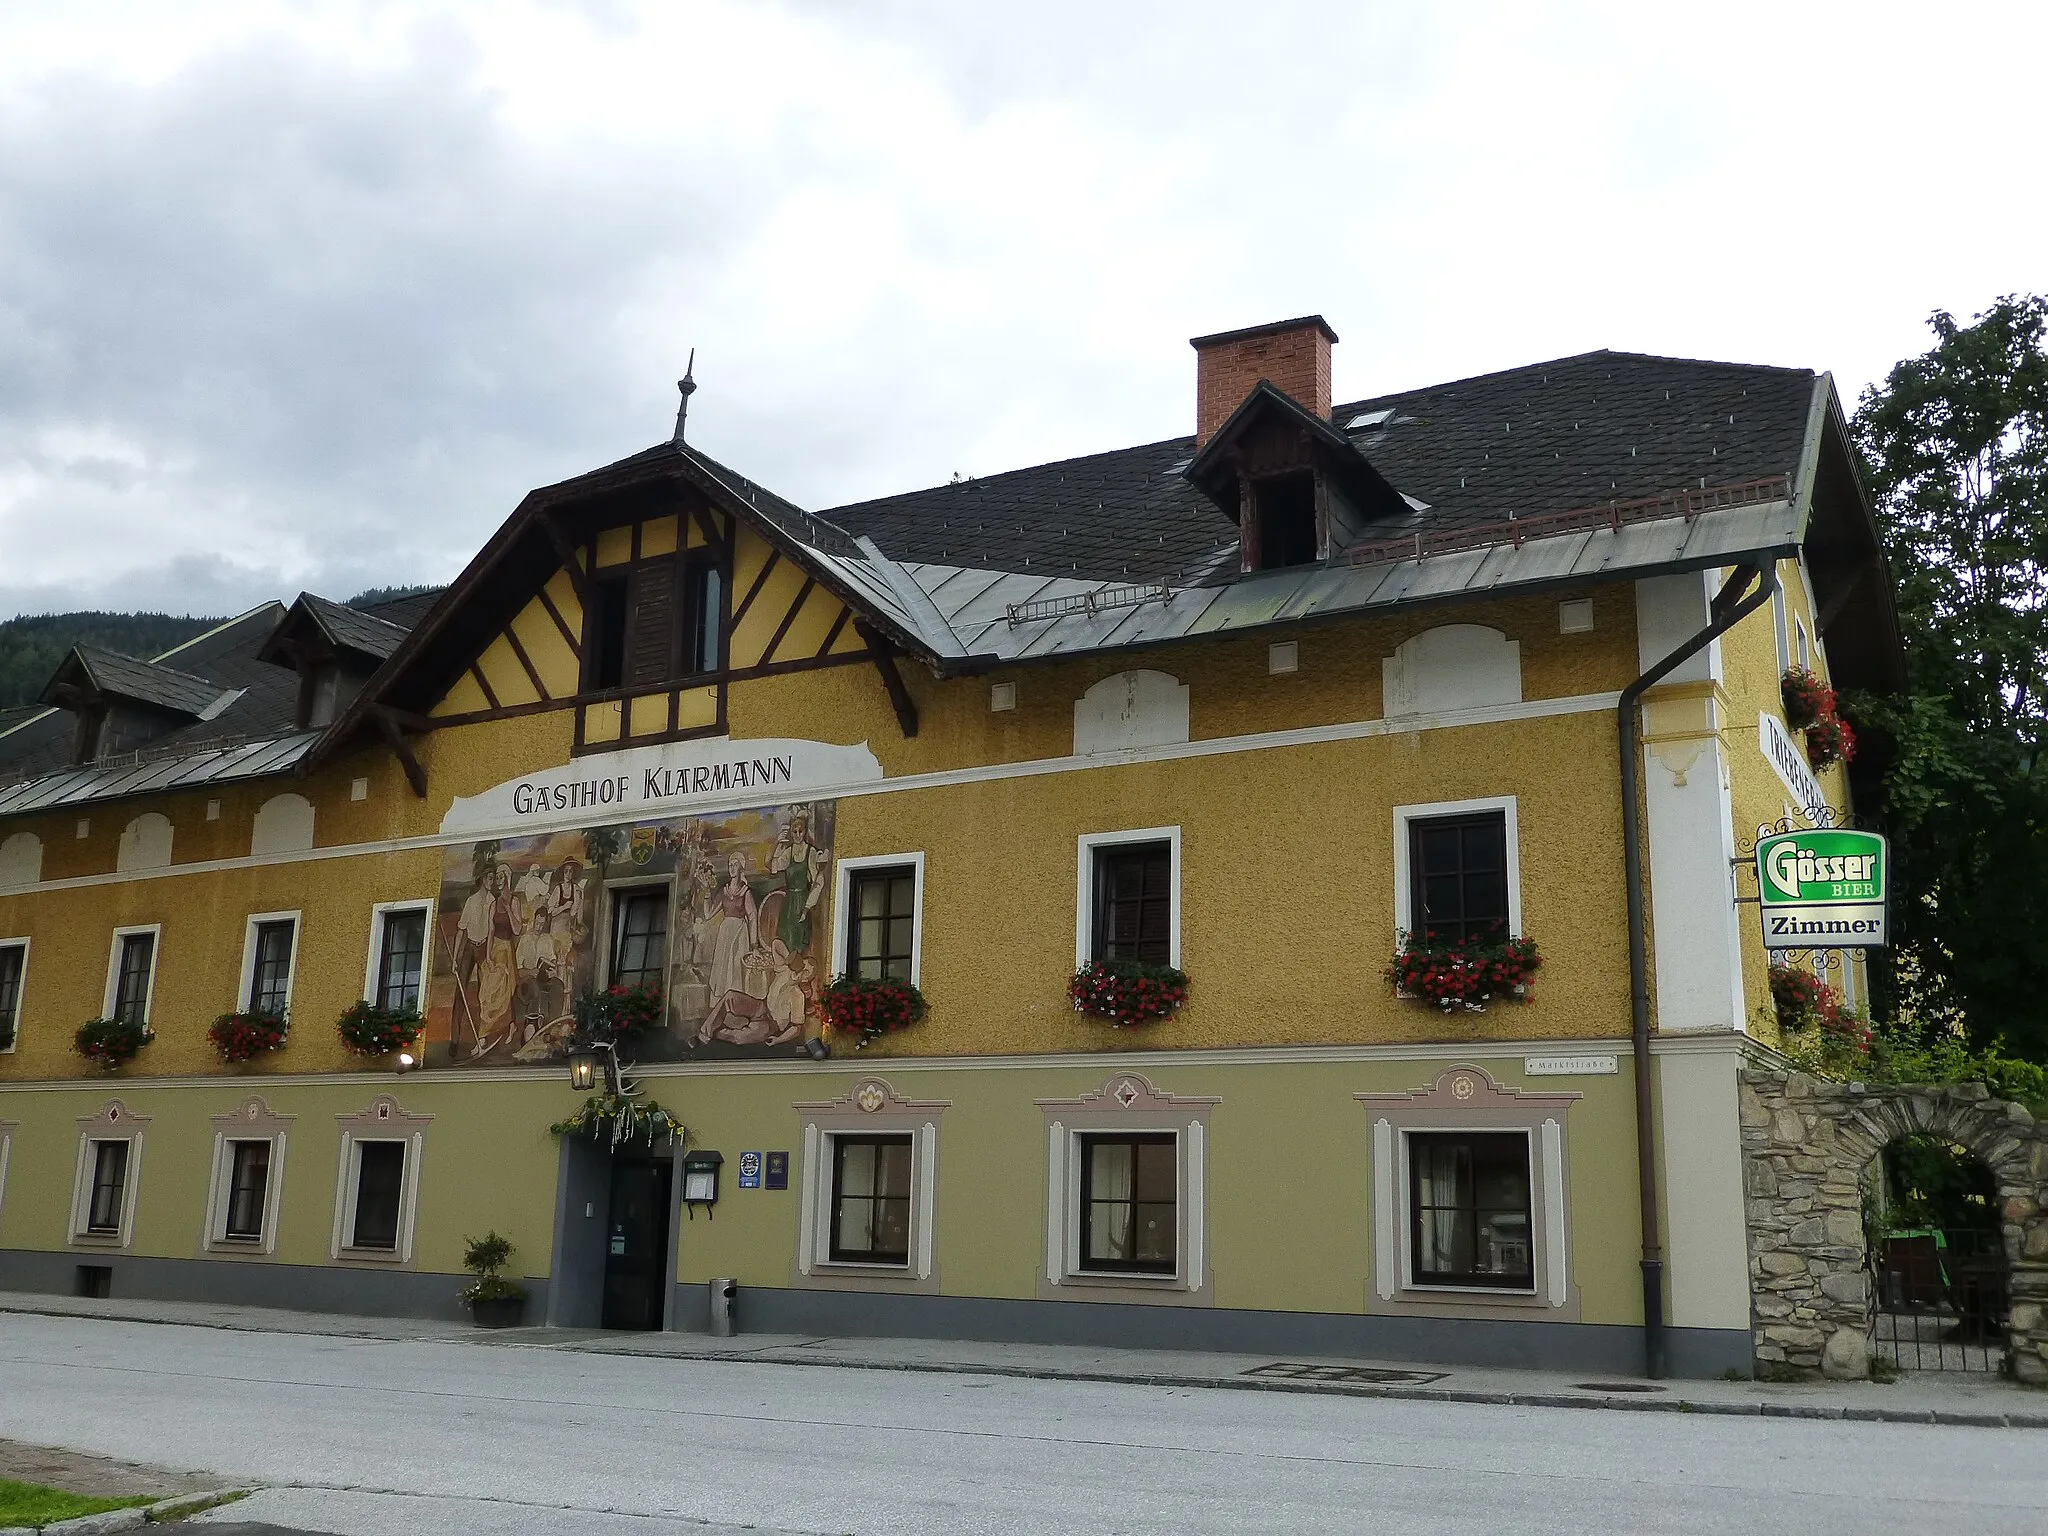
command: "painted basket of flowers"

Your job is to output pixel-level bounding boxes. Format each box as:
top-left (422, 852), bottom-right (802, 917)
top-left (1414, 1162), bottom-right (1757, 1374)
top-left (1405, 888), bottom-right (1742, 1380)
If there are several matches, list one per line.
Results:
top-left (75, 1016), bottom-right (154, 1070)
top-left (208, 1010), bottom-right (289, 1063)
top-left (1068, 959), bottom-right (1190, 1028)
top-left (336, 1000), bottom-right (425, 1057)
top-left (1386, 927), bottom-right (1542, 1012)
top-left (821, 974), bottom-right (928, 1048)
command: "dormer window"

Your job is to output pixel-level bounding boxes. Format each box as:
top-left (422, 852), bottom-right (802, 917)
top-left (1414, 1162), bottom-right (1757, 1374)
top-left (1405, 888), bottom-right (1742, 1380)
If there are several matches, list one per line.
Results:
top-left (258, 593), bottom-right (406, 733)
top-left (1252, 473), bottom-right (1320, 570)
top-left (39, 646), bottom-right (228, 766)
top-left (583, 545), bottom-right (726, 695)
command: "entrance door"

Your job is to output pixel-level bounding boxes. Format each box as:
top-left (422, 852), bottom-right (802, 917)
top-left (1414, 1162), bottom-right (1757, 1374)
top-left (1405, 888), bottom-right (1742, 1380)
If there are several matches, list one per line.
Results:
top-left (601, 1158), bottom-right (673, 1331)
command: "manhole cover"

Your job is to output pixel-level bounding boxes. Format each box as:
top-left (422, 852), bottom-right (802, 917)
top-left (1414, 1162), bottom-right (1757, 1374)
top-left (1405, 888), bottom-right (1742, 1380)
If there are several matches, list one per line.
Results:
top-left (1572, 1381), bottom-right (1664, 1393)
top-left (1243, 1363), bottom-right (1447, 1386)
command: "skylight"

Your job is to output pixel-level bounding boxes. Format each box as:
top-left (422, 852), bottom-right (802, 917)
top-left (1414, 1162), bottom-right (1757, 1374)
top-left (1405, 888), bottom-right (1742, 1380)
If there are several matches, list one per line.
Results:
top-left (1346, 408), bottom-right (1396, 431)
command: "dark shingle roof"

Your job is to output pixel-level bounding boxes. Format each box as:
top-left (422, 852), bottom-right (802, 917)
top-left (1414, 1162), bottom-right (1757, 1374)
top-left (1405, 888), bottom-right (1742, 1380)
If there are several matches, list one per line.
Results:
top-left (824, 350), bottom-right (1817, 583)
top-left (299, 593), bottom-right (409, 661)
top-left (59, 646), bottom-right (230, 717)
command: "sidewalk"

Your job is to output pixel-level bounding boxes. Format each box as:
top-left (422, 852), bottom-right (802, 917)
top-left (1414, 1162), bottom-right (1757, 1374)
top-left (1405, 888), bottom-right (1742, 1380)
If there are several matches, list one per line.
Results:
top-left (5, 1289), bottom-right (2046, 1428)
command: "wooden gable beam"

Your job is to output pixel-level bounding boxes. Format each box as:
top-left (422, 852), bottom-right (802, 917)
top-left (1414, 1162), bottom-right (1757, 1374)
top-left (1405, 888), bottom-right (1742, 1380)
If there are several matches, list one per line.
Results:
top-left (855, 622), bottom-right (919, 738)
top-left (500, 623), bottom-right (549, 700)
top-left (373, 708), bottom-right (429, 798)
top-left (537, 513), bottom-right (594, 608)
top-left (535, 584), bottom-right (581, 656)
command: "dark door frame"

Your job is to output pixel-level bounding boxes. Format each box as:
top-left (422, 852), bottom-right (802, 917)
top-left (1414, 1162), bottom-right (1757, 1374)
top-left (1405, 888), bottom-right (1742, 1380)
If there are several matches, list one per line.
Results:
top-left (547, 1135), bottom-right (685, 1331)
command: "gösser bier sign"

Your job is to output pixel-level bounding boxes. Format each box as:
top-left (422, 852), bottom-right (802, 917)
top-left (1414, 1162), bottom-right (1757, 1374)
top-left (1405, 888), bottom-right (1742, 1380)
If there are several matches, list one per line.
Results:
top-left (1755, 828), bottom-right (1888, 950)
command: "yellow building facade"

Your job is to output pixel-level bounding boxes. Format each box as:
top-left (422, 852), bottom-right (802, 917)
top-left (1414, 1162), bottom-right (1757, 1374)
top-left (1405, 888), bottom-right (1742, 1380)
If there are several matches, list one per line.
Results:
top-left (0, 323), bottom-right (1900, 1375)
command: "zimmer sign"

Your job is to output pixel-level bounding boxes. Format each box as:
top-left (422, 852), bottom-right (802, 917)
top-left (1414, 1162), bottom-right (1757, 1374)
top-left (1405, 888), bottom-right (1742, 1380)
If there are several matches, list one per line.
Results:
top-left (1756, 829), bottom-right (1888, 950)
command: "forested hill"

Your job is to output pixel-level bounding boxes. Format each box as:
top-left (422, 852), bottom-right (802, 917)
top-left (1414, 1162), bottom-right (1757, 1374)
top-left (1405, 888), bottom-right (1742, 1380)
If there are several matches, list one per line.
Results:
top-left (0, 612), bottom-right (223, 709)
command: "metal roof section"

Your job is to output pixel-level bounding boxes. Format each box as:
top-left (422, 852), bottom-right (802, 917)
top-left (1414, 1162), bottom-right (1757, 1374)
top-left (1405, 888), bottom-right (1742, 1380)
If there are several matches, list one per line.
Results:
top-left (884, 485), bottom-right (1799, 666)
top-left (0, 730), bottom-right (320, 817)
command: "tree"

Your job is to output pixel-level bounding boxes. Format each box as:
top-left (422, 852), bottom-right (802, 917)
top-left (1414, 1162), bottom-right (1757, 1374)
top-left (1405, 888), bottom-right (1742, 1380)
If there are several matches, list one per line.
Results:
top-left (1853, 295), bottom-right (2048, 1059)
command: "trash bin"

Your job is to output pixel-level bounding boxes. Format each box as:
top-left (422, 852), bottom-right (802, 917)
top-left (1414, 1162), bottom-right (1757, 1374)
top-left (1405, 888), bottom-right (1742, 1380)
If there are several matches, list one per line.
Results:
top-left (709, 1277), bottom-right (738, 1337)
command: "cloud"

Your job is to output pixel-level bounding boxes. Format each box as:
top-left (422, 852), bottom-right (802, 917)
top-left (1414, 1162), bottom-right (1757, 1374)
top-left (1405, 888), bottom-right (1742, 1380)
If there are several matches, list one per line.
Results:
top-left (1, 0), bottom-right (2044, 617)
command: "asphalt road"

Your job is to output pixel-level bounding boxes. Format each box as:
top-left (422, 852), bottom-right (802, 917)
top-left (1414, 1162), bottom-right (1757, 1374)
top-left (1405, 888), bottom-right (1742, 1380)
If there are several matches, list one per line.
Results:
top-left (0, 1312), bottom-right (2042, 1535)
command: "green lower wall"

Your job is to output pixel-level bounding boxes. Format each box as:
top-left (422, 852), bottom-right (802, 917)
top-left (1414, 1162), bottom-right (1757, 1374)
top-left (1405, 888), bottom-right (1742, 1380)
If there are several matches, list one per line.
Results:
top-left (0, 1051), bottom-right (1649, 1330)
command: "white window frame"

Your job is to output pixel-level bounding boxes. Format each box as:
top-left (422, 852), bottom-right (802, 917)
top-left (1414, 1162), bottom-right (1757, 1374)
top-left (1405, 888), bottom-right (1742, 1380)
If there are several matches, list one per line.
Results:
top-left (804, 1126), bottom-right (931, 1275)
top-left (0, 1121), bottom-right (14, 1222)
top-left (237, 910), bottom-right (302, 1017)
top-left (101, 923), bottom-right (162, 1024)
top-left (1391, 796), bottom-right (1523, 940)
top-left (70, 1133), bottom-right (143, 1247)
top-left (207, 1135), bottom-right (287, 1252)
top-left (1795, 615), bottom-right (1811, 670)
top-left (331, 1134), bottom-right (423, 1263)
top-left (1064, 1125), bottom-right (1186, 1284)
top-left (599, 875), bottom-right (674, 988)
top-left (0, 936), bottom-right (28, 1053)
top-left (1395, 1125), bottom-right (1542, 1297)
top-left (362, 900), bottom-right (435, 1009)
top-left (1074, 825), bottom-right (1182, 968)
top-left (831, 851), bottom-right (926, 985)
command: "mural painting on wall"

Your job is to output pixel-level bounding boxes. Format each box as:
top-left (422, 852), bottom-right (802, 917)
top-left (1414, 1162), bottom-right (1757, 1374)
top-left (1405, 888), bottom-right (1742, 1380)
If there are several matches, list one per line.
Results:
top-left (423, 801), bottom-right (835, 1065)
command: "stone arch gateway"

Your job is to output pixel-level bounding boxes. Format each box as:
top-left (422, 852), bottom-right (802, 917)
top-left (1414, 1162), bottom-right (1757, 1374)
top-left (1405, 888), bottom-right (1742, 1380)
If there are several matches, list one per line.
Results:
top-left (1740, 1069), bottom-right (2048, 1381)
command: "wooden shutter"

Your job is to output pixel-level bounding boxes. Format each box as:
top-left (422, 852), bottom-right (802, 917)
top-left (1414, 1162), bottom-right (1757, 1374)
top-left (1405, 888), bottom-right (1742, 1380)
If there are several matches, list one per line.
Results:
top-left (625, 559), bottom-right (679, 686)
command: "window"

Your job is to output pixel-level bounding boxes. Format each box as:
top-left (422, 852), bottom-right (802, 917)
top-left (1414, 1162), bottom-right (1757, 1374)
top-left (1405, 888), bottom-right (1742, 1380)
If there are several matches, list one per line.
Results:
top-left (1408, 1131), bottom-right (1533, 1289)
top-left (1091, 842), bottom-right (1172, 964)
top-left (608, 886), bottom-right (669, 990)
top-left (0, 941), bottom-right (25, 1050)
top-left (828, 1135), bottom-right (913, 1265)
top-left (585, 553), bottom-right (726, 694)
top-left (85, 1140), bottom-right (128, 1235)
top-left (222, 1140), bottom-right (271, 1241)
top-left (590, 573), bottom-right (631, 691)
top-left (1408, 810), bottom-right (1508, 944)
top-left (1251, 472), bottom-right (1319, 570)
top-left (349, 1141), bottom-right (407, 1251)
top-left (109, 930), bottom-right (155, 1025)
top-left (246, 918), bottom-right (296, 1016)
top-left (846, 865), bottom-right (917, 981)
top-left (685, 557), bottom-right (723, 675)
top-left (372, 908), bottom-right (427, 1015)
top-left (1078, 1133), bottom-right (1177, 1274)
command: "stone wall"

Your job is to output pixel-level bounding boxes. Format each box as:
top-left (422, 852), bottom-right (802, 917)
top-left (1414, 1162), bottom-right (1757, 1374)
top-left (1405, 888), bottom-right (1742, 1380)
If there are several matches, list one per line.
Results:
top-left (1739, 1069), bottom-right (2048, 1382)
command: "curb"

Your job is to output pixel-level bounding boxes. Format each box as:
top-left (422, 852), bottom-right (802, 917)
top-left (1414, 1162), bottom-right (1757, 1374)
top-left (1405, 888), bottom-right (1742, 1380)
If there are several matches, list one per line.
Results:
top-left (547, 1339), bottom-right (2048, 1429)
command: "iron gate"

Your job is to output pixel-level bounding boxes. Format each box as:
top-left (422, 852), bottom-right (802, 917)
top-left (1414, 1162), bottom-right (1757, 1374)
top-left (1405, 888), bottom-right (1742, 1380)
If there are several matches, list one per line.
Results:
top-left (1870, 1228), bottom-right (2009, 1373)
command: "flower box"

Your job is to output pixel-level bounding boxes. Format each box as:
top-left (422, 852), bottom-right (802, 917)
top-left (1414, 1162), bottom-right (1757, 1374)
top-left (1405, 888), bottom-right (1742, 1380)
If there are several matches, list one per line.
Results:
top-left (1804, 712), bottom-right (1856, 769)
top-left (820, 974), bottom-right (927, 1048)
top-left (74, 1017), bottom-right (154, 1070)
top-left (208, 1010), bottom-right (289, 1063)
top-left (1386, 928), bottom-right (1541, 1012)
top-left (1068, 960), bottom-right (1189, 1028)
top-left (574, 982), bottom-right (666, 1040)
top-left (336, 1000), bottom-right (425, 1057)
top-left (1781, 667), bottom-right (1833, 730)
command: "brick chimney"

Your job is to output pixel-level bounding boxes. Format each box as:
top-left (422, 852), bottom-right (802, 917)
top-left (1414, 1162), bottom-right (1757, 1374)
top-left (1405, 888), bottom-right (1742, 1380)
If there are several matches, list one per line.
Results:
top-left (1191, 315), bottom-right (1337, 445)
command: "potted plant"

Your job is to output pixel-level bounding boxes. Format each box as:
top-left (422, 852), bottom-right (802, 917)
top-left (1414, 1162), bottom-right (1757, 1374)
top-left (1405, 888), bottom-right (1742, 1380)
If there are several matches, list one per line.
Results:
top-left (1767, 960), bottom-right (1828, 1030)
top-left (1780, 667), bottom-right (1832, 730)
top-left (458, 1231), bottom-right (528, 1328)
top-left (207, 1010), bottom-right (289, 1064)
top-left (75, 1016), bottom-right (153, 1070)
top-left (336, 1000), bottom-right (425, 1058)
top-left (820, 973), bottom-right (927, 1048)
top-left (1805, 712), bottom-right (1856, 769)
top-left (1068, 959), bottom-right (1190, 1028)
top-left (1386, 926), bottom-right (1543, 1012)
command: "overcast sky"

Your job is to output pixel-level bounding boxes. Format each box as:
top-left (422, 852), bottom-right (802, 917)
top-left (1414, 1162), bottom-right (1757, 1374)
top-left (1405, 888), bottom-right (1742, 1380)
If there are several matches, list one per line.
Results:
top-left (1, 0), bottom-right (2041, 619)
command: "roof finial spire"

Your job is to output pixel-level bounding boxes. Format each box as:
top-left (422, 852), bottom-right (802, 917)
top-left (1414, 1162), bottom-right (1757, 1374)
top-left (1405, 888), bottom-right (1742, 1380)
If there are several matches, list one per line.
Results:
top-left (673, 349), bottom-right (697, 445)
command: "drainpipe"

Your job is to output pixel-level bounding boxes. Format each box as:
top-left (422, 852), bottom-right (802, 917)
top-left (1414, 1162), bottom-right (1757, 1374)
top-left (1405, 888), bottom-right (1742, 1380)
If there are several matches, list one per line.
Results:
top-left (1621, 558), bottom-right (1777, 1380)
